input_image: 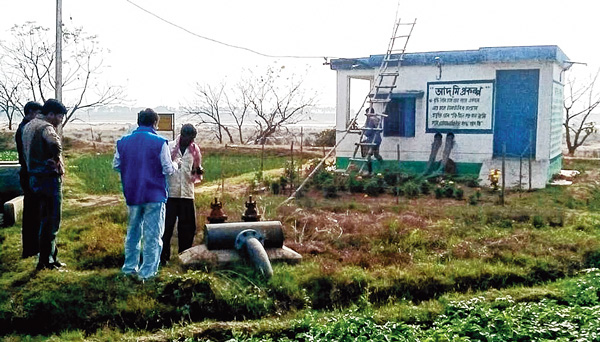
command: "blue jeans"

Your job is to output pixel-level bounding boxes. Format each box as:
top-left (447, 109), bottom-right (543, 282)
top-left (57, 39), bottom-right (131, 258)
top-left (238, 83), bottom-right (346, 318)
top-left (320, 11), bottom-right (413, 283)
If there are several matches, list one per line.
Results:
top-left (30, 175), bottom-right (62, 267)
top-left (122, 202), bottom-right (165, 279)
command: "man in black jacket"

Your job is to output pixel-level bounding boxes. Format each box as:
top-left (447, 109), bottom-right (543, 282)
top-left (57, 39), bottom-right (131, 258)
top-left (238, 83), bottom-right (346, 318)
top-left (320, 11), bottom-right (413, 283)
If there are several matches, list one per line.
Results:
top-left (15, 101), bottom-right (43, 258)
top-left (22, 99), bottom-right (67, 270)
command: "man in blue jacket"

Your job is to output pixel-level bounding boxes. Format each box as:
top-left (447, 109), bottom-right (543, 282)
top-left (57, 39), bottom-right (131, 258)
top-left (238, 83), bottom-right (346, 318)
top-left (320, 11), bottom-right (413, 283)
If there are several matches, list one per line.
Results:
top-left (113, 108), bottom-right (178, 280)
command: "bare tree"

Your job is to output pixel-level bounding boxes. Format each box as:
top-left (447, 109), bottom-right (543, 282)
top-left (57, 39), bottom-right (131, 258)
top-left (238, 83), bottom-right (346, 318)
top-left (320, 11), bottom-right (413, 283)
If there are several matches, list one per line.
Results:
top-left (224, 81), bottom-right (251, 144)
top-left (185, 65), bottom-right (316, 145)
top-left (0, 22), bottom-right (124, 128)
top-left (0, 71), bottom-right (26, 129)
top-left (564, 69), bottom-right (600, 156)
top-left (184, 83), bottom-right (234, 144)
top-left (246, 65), bottom-right (316, 145)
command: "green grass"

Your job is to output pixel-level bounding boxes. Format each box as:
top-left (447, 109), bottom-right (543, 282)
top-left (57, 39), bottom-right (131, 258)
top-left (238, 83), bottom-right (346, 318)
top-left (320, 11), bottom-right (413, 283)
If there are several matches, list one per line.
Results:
top-left (3, 156), bottom-right (600, 340)
top-left (66, 149), bottom-right (297, 195)
top-left (0, 150), bottom-right (17, 161)
top-left (68, 153), bottom-right (122, 194)
top-left (203, 151), bottom-right (290, 182)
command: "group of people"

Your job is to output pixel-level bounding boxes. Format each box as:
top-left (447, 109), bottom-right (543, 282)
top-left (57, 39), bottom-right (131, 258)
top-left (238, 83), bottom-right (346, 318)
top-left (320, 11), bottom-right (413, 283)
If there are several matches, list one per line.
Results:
top-left (16, 103), bottom-right (203, 281)
top-left (113, 108), bottom-right (203, 280)
top-left (16, 99), bottom-right (68, 270)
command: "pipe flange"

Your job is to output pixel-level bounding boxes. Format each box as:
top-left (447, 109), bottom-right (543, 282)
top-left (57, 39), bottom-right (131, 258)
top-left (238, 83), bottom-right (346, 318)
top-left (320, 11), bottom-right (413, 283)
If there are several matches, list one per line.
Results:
top-left (234, 229), bottom-right (265, 251)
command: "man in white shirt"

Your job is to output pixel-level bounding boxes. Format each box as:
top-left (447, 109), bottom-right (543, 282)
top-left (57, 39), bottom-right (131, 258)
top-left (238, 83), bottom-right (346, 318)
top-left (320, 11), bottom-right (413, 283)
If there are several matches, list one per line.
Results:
top-left (161, 124), bottom-right (203, 265)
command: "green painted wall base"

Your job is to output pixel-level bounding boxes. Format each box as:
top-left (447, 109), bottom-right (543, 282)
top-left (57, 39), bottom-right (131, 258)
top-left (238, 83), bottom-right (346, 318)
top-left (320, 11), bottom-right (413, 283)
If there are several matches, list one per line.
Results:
top-left (336, 157), bottom-right (482, 176)
top-left (548, 154), bottom-right (563, 178)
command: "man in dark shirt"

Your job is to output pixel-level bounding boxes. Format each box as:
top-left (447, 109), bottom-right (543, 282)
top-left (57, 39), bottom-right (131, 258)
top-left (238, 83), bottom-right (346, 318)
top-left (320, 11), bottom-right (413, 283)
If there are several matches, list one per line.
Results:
top-left (15, 101), bottom-right (43, 258)
top-left (22, 99), bottom-right (67, 270)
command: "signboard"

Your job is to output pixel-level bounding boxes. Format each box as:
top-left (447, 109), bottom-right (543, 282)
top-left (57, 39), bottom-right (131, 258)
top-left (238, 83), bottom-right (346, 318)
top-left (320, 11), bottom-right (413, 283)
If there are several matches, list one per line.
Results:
top-left (157, 113), bottom-right (174, 131)
top-left (426, 81), bottom-right (494, 133)
top-left (157, 113), bottom-right (175, 139)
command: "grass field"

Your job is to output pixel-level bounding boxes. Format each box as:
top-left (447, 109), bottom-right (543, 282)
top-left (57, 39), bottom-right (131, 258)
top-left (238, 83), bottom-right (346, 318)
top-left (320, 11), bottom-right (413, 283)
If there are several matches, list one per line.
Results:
top-left (66, 147), bottom-right (310, 195)
top-left (2, 149), bottom-right (600, 341)
top-left (0, 150), bottom-right (17, 161)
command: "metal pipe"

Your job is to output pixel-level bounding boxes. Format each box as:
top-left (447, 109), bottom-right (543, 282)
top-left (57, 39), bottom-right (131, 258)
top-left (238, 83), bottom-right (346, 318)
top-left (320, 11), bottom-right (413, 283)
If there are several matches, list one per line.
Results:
top-left (204, 221), bottom-right (284, 250)
top-left (242, 236), bottom-right (273, 279)
top-left (234, 229), bottom-right (273, 278)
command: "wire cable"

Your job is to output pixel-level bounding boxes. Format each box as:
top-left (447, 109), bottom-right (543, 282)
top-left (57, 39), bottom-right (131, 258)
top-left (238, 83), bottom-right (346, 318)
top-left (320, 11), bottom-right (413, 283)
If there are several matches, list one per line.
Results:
top-left (125, 0), bottom-right (332, 60)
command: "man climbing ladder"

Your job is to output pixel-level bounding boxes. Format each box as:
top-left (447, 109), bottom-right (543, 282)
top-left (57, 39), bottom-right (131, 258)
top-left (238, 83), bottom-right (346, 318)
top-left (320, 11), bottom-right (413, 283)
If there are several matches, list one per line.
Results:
top-left (347, 18), bottom-right (416, 174)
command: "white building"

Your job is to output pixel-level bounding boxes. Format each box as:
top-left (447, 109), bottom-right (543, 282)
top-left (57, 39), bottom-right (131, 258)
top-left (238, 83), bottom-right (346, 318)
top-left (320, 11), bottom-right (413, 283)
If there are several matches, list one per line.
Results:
top-left (330, 46), bottom-right (570, 188)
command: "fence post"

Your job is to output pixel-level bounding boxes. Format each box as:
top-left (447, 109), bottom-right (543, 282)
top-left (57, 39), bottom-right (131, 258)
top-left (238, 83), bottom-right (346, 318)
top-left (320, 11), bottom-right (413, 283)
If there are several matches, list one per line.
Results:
top-left (396, 144), bottom-right (400, 205)
top-left (290, 141), bottom-right (294, 193)
top-left (501, 143), bottom-right (506, 206)
top-left (261, 144), bottom-right (265, 173)
top-left (300, 128), bottom-right (304, 181)
top-left (519, 155), bottom-right (523, 195)
top-left (529, 129), bottom-right (533, 191)
top-left (221, 144), bottom-right (227, 199)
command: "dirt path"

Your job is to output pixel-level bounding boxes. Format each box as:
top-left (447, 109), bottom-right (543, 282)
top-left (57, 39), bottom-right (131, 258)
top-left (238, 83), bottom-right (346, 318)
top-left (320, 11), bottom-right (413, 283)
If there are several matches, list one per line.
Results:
top-left (65, 194), bottom-right (122, 208)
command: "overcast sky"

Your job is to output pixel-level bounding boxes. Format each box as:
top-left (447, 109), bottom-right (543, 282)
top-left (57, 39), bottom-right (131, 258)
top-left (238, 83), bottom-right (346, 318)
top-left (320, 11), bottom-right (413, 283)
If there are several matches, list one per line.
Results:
top-left (1, 0), bottom-right (598, 109)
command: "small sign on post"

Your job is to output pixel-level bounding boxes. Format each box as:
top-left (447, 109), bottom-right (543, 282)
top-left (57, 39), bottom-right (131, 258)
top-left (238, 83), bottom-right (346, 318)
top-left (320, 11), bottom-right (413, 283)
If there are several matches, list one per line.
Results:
top-left (157, 113), bottom-right (175, 140)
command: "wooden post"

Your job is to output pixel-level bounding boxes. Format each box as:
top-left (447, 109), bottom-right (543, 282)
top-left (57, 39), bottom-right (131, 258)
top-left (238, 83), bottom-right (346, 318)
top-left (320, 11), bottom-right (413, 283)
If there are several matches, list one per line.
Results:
top-left (290, 141), bottom-right (294, 193)
top-left (529, 130), bottom-right (533, 191)
top-left (219, 144), bottom-right (227, 200)
top-left (261, 144), bottom-right (265, 173)
top-left (299, 127), bottom-right (303, 180)
top-left (501, 143), bottom-right (506, 206)
top-left (396, 144), bottom-right (400, 205)
top-left (519, 156), bottom-right (523, 195)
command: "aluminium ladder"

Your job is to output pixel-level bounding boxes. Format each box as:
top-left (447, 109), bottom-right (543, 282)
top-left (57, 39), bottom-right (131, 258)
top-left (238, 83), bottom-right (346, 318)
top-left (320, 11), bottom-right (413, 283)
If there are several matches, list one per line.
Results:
top-left (346, 18), bottom-right (416, 174)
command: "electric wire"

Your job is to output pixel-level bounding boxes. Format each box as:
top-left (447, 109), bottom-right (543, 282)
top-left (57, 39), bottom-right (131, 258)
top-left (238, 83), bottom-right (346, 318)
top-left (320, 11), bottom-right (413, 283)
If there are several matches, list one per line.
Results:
top-left (125, 0), bottom-right (333, 60)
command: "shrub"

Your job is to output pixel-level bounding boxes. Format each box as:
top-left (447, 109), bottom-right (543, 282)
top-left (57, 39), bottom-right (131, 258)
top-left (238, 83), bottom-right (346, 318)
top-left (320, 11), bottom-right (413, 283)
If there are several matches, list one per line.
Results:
top-left (322, 178), bottom-right (339, 198)
top-left (311, 128), bottom-right (336, 147)
top-left (364, 177), bottom-right (385, 197)
top-left (434, 186), bottom-right (444, 199)
top-left (382, 167), bottom-right (405, 187)
top-left (312, 168), bottom-right (333, 190)
top-left (279, 176), bottom-right (288, 190)
top-left (347, 174), bottom-right (365, 193)
top-left (403, 181), bottom-right (421, 198)
top-left (455, 174), bottom-right (480, 187)
top-left (271, 182), bottom-right (281, 195)
top-left (532, 215), bottom-right (545, 228)
top-left (435, 181), bottom-right (458, 199)
top-left (420, 179), bottom-right (432, 195)
top-left (453, 187), bottom-right (464, 200)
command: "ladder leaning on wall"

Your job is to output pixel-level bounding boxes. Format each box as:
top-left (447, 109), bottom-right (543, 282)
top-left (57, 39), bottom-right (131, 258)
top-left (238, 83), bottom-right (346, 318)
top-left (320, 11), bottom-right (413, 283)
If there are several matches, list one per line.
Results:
top-left (280, 16), bottom-right (417, 206)
top-left (345, 18), bottom-right (416, 174)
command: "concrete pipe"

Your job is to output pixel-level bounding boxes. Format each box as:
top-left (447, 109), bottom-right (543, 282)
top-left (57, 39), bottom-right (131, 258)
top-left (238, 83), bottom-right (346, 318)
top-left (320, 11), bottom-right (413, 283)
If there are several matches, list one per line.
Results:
top-left (204, 221), bottom-right (284, 250)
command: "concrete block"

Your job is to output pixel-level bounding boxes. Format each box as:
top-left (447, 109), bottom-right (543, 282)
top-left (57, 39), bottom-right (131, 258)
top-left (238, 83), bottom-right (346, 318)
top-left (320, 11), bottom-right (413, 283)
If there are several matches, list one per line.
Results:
top-left (179, 244), bottom-right (302, 268)
top-left (3, 195), bottom-right (24, 227)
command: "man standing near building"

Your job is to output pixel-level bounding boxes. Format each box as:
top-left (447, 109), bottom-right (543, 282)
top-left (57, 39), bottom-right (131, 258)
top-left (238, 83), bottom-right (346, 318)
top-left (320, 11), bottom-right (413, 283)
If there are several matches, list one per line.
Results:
top-left (361, 106), bottom-right (383, 174)
top-left (16, 101), bottom-right (43, 259)
top-left (161, 124), bottom-right (202, 266)
top-left (113, 108), bottom-right (178, 281)
top-left (22, 99), bottom-right (67, 270)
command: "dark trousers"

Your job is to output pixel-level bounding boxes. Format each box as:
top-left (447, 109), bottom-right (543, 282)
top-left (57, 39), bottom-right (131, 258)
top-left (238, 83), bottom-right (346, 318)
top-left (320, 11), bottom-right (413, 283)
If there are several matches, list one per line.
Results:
top-left (161, 198), bottom-right (196, 263)
top-left (19, 171), bottom-right (41, 258)
top-left (30, 175), bottom-right (62, 267)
